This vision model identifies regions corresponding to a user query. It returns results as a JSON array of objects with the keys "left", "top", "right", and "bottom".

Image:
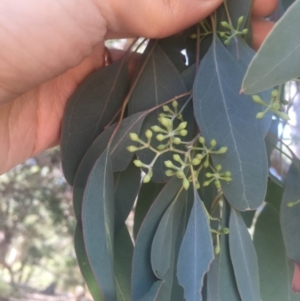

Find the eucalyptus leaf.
[
  {"left": 242, "top": 0, "right": 300, "bottom": 94},
  {"left": 193, "top": 35, "right": 268, "bottom": 210},
  {"left": 207, "top": 201, "right": 241, "bottom": 301},
  {"left": 229, "top": 208, "right": 261, "bottom": 301},
  {"left": 114, "top": 225, "right": 133, "bottom": 301},
  {"left": 265, "top": 177, "right": 284, "bottom": 211},
  {"left": 128, "top": 44, "right": 188, "bottom": 114},
  {"left": 61, "top": 60, "right": 129, "bottom": 185},
  {"left": 82, "top": 148, "right": 116, "bottom": 301},
  {"left": 177, "top": 190, "right": 214, "bottom": 301},
  {"left": 139, "top": 281, "right": 164, "bottom": 301},
  {"left": 73, "top": 112, "right": 146, "bottom": 222},
  {"left": 74, "top": 223, "right": 104, "bottom": 301},
  {"left": 280, "top": 160, "right": 300, "bottom": 264},
  {"left": 131, "top": 177, "right": 182, "bottom": 301},
  {"left": 254, "top": 204, "right": 300, "bottom": 301},
  {"left": 114, "top": 162, "right": 141, "bottom": 235},
  {"left": 151, "top": 189, "right": 188, "bottom": 279},
  {"left": 134, "top": 182, "right": 165, "bottom": 239}
]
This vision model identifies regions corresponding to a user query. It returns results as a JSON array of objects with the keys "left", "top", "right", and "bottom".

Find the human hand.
[{"left": 0, "top": 0, "right": 278, "bottom": 174}]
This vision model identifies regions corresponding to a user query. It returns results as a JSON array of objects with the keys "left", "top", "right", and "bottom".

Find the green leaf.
[
  {"left": 254, "top": 204, "right": 300, "bottom": 301},
  {"left": 177, "top": 190, "right": 214, "bottom": 301},
  {"left": 128, "top": 44, "right": 188, "bottom": 114},
  {"left": 73, "top": 112, "right": 146, "bottom": 222},
  {"left": 242, "top": 0, "right": 300, "bottom": 94},
  {"left": 229, "top": 208, "right": 261, "bottom": 301},
  {"left": 151, "top": 189, "right": 188, "bottom": 279},
  {"left": 61, "top": 60, "right": 129, "bottom": 185},
  {"left": 151, "top": 189, "right": 190, "bottom": 301},
  {"left": 193, "top": 35, "right": 268, "bottom": 210},
  {"left": 74, "top": 223, "right": 104, "bottom": 301},
  {"left": 133, "top": 182, "right": 165, "bottom": 239},
  {"left": 114, "top": 225, "right": 133, "bottom": 301},
  {"left": 265, "top": 119, "right": 279, "bottom": 167},
  {"left": 241, "top": 210, "right": 255, "bottom": 228},
  {"left": 139, "top": 281, "right": 164, "bottom": 301},
  {"left": 207, "top": 201, "right": 241, "bottom": 301},
  {"left": 114, "top": 162, "right": 141, "bottom": 235},
  {"left": 131, "top": 177, "right": 182, "bottom": 301},
  {"left": 82, "top": 148, "right": 116, "bottom": 301},
  {"left": 280, "top": 161, "right": 300, "bottom": 264}
]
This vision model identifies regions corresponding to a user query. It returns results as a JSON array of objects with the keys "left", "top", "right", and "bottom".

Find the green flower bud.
[
  {"left": 204, "top": 159, "right": 210, "bottom": 168},
  {"left": 156, "top": 134, "right": 166, "bottom": 141},
  {"left": 237, "top": 16, "right": 244, "bottom": 26},
  {"left": 143, "top": 174, "right": 151, "bottom": 183},
  {"left": 165, "top": 170, "right": 174, "bottom": 177},
  {"left": 219, "top": 32, "right": 226, "bottom": 38},
  {"left": 216, "top": 164, "right": 222, "bottom": 171},
  {"left": 223, "top": 227, "right": 230, "bottom": 234},
  {"left": 160, "top": 117, "right": 172, "bottom": 129},
  {"left": 195, "top": 182, "right": 200, "bottom": 189},
  {"left": 203, "top": 181, "right": 210, "bottom": 187},
  {"left": 221, "top": 21, "right": 231, "bottom": 29},
  {"left": 172, "top": 100, "right": 178, "bottom": 109},
  {"left": 190, "top": 33, "right": 197, "bottom": 39},
  {"left": 164, "top": 160, "right": 174, "bottom": 168},
  {"left": 276, "top": 111, "right": 290, "bottom": 121},
  {"left": 129, "top": 133, "right": 139, "bottom": 141},
  {"left": 173, "top": 137, "right": 181, "bottom": 144},
  {"left": 281, "top": 99, "right": 289, "bottom": 105},
  {"left": 163, "top": 105, "right": 169, "bottom": 112},
  {"left": 206, "top": 172, "right": 213, "bottom": 178},
  {"left": 210, "top": 139, "right": 216, "bottom": 147},
  {"left": 176, "top": 170, "right": 184, "bottom": 178},
  {"left": 183, "top": 177, "right": 190, "bottom": 190},
  {"left": 151, "top": 125, "right": 165, "bottom": 132},
  {"left": 252, "top": 95, "right": 264, "bottom": 105},
  {"left": 241, "top": 28, "right": 248, "bottom": 35},
  {"left": 199, "top": 136, "right": 205, "bottom": 144},
  {"left": 225, "top": 171, "right": 231, "bottom": 177},
  {"left": 179, "top": 129, "right": 188, "bottom": 136},
  {"left": 192, "top": 158, "right": 201, "bottom": 165},
  {"left": 145, "top": 129, "right": 153, "bottom": 139},
  {"left": 127, "top": 145, "right": 139, "bottom": 152},
  {"left": 256, "top": 112, "right": 265, "bottom": 119},
  {"left": 173, "top": 154, "right": 181, "bottom": 162},
  {"left": 157, "top": 144, "right": 168, "bottom": 151},
  {"left": 196, "top": 154, "right": 204, "bottom": 160},
  {"left": 271, "top": 89, "right": 278, "bottom": 98},
  {"left": 215, "top": 243, "right": 220, "bottom": 255},
  {"left": 214, "top": 180, "right": 221, "bottom": 189},
  {"left": 217, "top": 146, "right": 228, "bottom": 154},
  {"left": 176, "top": 121, "right": 187, "bottom": 131},
  {"left": 134, "top": 160, "right": 143, "bottom": 167},
  {"left": 176, "top": 113, "right": 183, "bottom": 120},
  {"left": 224, "top": 39, "right": 230, "bottom": 46}
]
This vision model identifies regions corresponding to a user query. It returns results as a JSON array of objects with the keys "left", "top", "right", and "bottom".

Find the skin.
[{"left": 0, "top": 0, "right": 278, "bottom": 174}]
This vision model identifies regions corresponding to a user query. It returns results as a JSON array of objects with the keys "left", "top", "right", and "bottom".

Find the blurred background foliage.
[{"left": 0, "top": 148, "right": 86, "bottom": 300}]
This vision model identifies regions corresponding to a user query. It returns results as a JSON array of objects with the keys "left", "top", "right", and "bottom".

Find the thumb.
[{"left": 102, "top": 0, "right": 223, "bottom": 38}]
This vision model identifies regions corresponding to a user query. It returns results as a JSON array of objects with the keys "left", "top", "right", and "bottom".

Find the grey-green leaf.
[
  {"left": 128, "top": 44, "right": 188, "bottom": 114},
  {"left": 82, "top": 148, "right": 116, "bottom": 301},
  {"left": 280, "top": 160, "right": 300, "bottom": 264},
  {"left": 242, "top": 0, "right": 300, "bottom": 94},
  {"left": 114, "top": 225, "right": 133, "bottom": 301},
  {"left": 193, "top": 35, "right": 268, "bottom": 210},
  {"left": 229, "top": 208, "right": 261, "bottom": 301},
  {"left": 73, "top": 112, "right": 146, "bottom": 222},
  {"left": 177, "top": 190, "right": 214, "bottom": 301},
  {"left": 61, "top": 60, "right": 129, "bottom": 185},
  {"left": 207, "top": 202, "right": 241, "bottom": 301},
  {"left": 254, "top": 204, "right": 300, "bottom": 301},
  {"left": 74, "top": 223, "right": 104, "bottom": 301},
  {"left": 132, "top": 177, "right": 182, "bottom": 301},
  {"left": 114, "top": 162, "right": 141, "bottom": 235}
]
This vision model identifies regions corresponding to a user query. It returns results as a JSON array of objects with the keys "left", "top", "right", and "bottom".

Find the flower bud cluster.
[
  {"left": 219, "top": 16, "right": 248, "bottom": 45},
  {"left": 126, "top": 102, "right": 231, "bottom": 190},
  {"left": 203, "top": 164, "right": 232, "bottom": 189},
  {"left": 252, "top": 89, "right": 289, "bottom": 121}
]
